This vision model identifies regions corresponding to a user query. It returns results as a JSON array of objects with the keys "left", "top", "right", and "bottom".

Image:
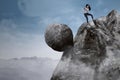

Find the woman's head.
[
  {"left": 86, "top": 4, "right": 90, "bottom": 7},
  {"left": 85, "top": 4, "right": 91, "bottom": 11}
]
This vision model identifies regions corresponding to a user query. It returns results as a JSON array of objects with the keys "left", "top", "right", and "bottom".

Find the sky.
[{"left": 0, "top": 0, "right": 120, "bottom": 59}]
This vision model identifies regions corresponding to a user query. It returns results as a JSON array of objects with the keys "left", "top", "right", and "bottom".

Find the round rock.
[{"left": 45, "top": 24, "right": 73, "bottom": 51}]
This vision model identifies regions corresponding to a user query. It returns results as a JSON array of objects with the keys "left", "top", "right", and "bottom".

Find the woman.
[{"left": 84, "top": 4, "right": 94, "bottom": 23}]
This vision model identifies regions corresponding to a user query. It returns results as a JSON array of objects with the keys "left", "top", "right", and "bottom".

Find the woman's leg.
[
  {"left": 87, "top": 13, "right": 94, "bottom": 20},
  {"left": 84, "top": 13, "right": 89, "bottom": 23}
]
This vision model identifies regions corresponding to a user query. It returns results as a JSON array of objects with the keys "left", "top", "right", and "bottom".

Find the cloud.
[
  {"left": 0, "top": 19, "right": 17, "bottom": 32},
  {"left": 0, "top": 18, "right": 62, "bottom": 59},
  {"left": 0, "top": 32, "right": 62, "bottom": 59},
  {"left": 0, "top": 57, "right": 59, "bottom": 80}
]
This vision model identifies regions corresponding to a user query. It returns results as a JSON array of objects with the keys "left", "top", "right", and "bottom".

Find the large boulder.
[{"left": 45, "top": 24, "right": 73, "bottom": 51}]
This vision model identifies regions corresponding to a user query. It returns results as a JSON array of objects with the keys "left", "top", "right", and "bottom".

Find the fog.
[{"left": 0, "top": 57, "right": 59, "bottom": 80}]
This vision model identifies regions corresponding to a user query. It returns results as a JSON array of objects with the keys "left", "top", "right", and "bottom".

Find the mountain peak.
[{"left": 107, "top": 9, "right": 118, "bottom": 16}]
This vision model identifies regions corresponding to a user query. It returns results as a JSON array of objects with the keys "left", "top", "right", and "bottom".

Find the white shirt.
[{"left": 84, "top": 7, "right": 89, "bottom": 13}]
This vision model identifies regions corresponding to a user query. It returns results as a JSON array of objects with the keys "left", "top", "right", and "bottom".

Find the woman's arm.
[{"left": 84, "top": 7, "right": 89, "bottom": 13}]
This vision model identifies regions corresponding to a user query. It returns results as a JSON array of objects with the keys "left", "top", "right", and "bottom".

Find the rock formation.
[{"left": 45, "top": 10, "right": 120, "bottom": 80}]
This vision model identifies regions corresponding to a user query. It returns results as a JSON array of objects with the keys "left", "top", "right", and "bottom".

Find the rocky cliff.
[{"left": 45, "top": 10, "right": 120, "bottom": 80}]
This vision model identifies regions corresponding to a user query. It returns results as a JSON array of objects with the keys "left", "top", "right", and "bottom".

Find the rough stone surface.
[
  {"left": 46, "top": 10, "right": 120, "bottom": 80},
  {"left": 45, "top": 24, "right": 73, "bottom": 51}
]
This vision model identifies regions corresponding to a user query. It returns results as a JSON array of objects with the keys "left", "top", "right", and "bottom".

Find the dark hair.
[{"left": 86, "top": 4, "right": 91, "bottom": 11}]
